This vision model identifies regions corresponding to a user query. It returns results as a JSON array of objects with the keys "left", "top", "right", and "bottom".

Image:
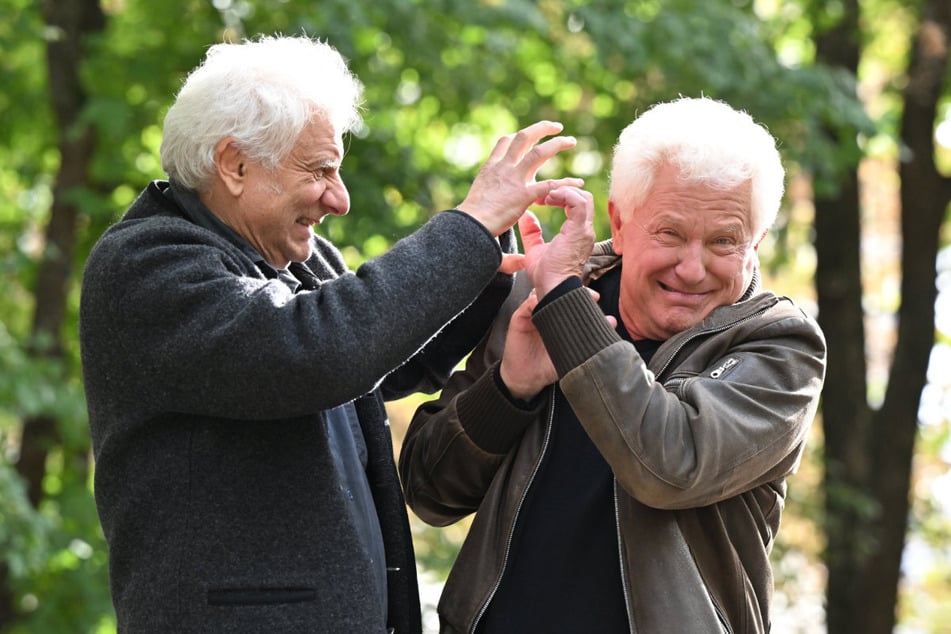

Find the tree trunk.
[
  {"left": 0, "top": 0, "right": 105, "bottom": 629},
  {"left": 860, "top": 2, "right": 951, "bottom": 632},
  {"left": 811, "top": 2, "right": 873, "bottom": 632},
  {"left": 815, "top": 0, "right": 951, "bottom": 632}
]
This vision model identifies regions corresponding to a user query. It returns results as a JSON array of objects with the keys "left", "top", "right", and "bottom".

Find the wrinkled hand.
[
  {"left": 500, "top": 288, "right": 616, "bottom": 397},
  {"left": 518, "top": 186, "right": 595, "bottom": 298},
  {"left": 458, "top": 121, "right": 583, "bottom": 237},
  {"left": 499, "top": 292, "right": 557, "bottom": 400}
]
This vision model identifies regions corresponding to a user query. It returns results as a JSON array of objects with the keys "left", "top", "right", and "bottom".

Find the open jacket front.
[{"left": 399, "top": 240, "right": 827, "bottom": 634}]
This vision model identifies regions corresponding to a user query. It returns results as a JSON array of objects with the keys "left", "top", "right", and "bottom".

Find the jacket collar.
[{"left": 146, "top": 180, "right": 316, "bottom": 292}]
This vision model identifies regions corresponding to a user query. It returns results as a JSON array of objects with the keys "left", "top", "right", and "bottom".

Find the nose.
[
  {"left": 322, "top": 175, "right": 350, "bottom": 217},
  {"left": 675, "top": 240, "right": 706, "bottom": 285}
]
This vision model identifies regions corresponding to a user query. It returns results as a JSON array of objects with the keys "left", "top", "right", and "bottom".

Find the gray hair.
[
  {"left": 609, "top": 97, "right": 784, "bottom": 239},
  {"left": 160, "top": 35, "right": 363, "bottom": 192}
]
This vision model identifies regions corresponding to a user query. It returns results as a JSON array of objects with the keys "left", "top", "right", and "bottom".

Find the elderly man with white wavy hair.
[
  {"left": 80, "top": 34, "right": 585, "bottom": 634},
  {"left": 400, "top": 96, "right": 827, "bottom": 634}
]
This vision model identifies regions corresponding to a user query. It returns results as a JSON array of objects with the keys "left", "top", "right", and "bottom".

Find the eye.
[
  {"left": 710, "top": 236, "right": 743, "bottom": 254},
  {"left": 655, "top": 228, "right": 682, "bottom": 243},
  {"left": 312, "top": 164, "right": 339, "bottom": 181}
]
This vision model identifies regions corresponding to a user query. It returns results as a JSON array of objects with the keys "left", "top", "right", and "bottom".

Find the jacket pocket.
[{"left": 207, "top": 587, "right": 317, "bottom": 606}]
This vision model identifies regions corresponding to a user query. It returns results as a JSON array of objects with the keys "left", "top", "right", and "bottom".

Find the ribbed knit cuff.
[
  {"left": 455, "top": 362, "right": 542, "bottom": 455},
  {"left": 532, "top": 286, "right": 621, "bottom": 377}
]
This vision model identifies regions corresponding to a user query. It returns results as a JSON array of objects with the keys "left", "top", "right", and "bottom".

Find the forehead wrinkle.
[{"left": 641, "top": 211, "right": 750, "bottom": 241}]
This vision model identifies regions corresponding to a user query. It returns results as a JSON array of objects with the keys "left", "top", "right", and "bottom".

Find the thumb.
[
  {"left": 517, "top": 211, "right": 545, "bottom": 255},
  {"left": 498, "top": 253, "right": 525, "bottom": 275}
]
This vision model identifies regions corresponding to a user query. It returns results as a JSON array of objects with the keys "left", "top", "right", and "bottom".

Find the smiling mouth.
[{"left": 659, "top": 281, "right": 706, "bottom": 298}]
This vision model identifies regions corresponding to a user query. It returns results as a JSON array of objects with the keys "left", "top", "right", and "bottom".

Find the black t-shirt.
[{"left": 477, "top": 266, "right": 661, "bottom": 633}]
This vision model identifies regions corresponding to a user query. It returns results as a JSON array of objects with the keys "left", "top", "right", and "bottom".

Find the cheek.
[
  {"left": 717, "top": 255, "right": 755, "bottom": 289},
  {"left": 620, "top": 261, "right": 656, "bottom": 300},
  {"left": 632, "top": 247, "right": 673, "bottom": 277}
]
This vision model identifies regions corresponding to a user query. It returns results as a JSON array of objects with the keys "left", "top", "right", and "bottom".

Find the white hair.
[
  {"left": 160, "top": 34, "right": 363, "bottom": 192},
  {"left": 609, "top": 96, "right": 785, "bottom": 238}
]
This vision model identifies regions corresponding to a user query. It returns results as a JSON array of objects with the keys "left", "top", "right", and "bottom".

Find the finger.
[
  {"left": 519, "top": 291, "right": 540, "bottom": 312},
  {"left": 484, "top": 132, "right": 516, "bottom": 164},
  {"left": 543, "top": 187, "right": 588, "bottom": 222},
  {"left": 504, "top": 121, "right": 565, "bottom": 162},
  {"left": 545, "top": 184, "right": 592, "bottom": 205},
  {"left": 515, "top": 134, "right": 578, "bottom": 179},
  {"left": 550, "top": 187, "right": 595, "bottom": 227},
  {"left": 543, "top": 185, "right": 581, "bottom": 208},
  {"left": 530, "top": 133, "right": 579, "bottom": 163},
  {"left": 517, "top": 211, "right": 545, "bottom": 254},
  {"left": 530, "top": 178, "right": 585, "bottom": 205},
  {"left": 498, "top": 253, "right": 526, "bottom": 275}
]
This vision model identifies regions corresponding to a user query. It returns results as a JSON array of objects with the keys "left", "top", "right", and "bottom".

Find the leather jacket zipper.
[
  {"left": 654, "top": 305, "right": 774, "bottom": 380},
  {"left": 470, "top": 389, "right": 557, "bottom": 633},
  {"left": 614, "top": 482, "right": 636, "bottom": 633}
]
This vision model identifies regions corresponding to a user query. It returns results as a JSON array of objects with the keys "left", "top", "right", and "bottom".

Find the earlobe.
[{"left": 215, "top": 137, "right": 245, "bottom": 196}]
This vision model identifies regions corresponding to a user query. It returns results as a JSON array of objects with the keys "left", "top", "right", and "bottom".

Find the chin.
[{"left": 295, "top": 243, "right": 315, "bottom": 260}]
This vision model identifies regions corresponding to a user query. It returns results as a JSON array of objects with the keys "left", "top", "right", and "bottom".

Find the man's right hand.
[
  {"left": 499, "top": 291, "right": 558, "bottom": 400},
  {"left": 457, "top": 121, "right": 583, "bottom": 236}
]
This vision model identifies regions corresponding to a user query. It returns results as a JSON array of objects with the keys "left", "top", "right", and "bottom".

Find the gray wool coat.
[{"left": 79, "top": 180, "right": 513, "bottom": 633}]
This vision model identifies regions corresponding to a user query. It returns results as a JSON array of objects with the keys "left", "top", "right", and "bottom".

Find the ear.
[
  {"left": 214, "top": 137, "right": 246, "bottom": 197},
  {"left": 608, "top": 200, "right": 624, "bottom": 255},
  {"left": 753, "top": 228, "right": 769, "bottom": 251}
]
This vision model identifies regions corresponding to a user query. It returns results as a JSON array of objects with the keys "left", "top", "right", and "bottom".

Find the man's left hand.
[{"left": 517, "top": 186, "right": 595, "bottom": 298}]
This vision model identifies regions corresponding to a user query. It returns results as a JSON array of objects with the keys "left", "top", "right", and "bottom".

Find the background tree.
[
  {"left": 1, "top": 0, "right": 108, "bottom": 629},
  {"left": 1, "top": 1, "right": 948, "bottom": 632},
  {"left": 805, "top": 0, "right": 951, "bottom": 631}
]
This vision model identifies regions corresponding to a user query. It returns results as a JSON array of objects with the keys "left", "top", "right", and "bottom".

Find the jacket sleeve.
[
  {"left": 379, "top": 230, "right": 517, "bottom": 401},
  {"left": 80, "top": 210, "right": 503, "bottom": 421},
  {"left": 398, "top": 275, "right": 539, "bottom": 527},
  {"left": 533, "top": 286, "right": 827, "bottom": 510}
]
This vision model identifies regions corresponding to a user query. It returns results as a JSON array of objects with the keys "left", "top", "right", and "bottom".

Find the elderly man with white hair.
[
  {"left": 79, "top": 34, "right": 584, "bottom": 634},
  {"left": 399, "top": 96, "right": 827, "bottom": 634}
]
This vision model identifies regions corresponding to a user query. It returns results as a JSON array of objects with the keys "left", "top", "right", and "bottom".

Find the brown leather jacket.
[{"left": 399, "top": 242, "right": 827, "bottom": 634}]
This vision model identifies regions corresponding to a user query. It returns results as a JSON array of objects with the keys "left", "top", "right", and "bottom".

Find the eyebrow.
[
  {"left": 713, "top": 223, "right": 744, "bottom": 235},
  {"left": 311, "top": 158, "right": 341, "bottom": 170},
  {"left": 652, "top": 213, "right": 744, "bottom": 233}
]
